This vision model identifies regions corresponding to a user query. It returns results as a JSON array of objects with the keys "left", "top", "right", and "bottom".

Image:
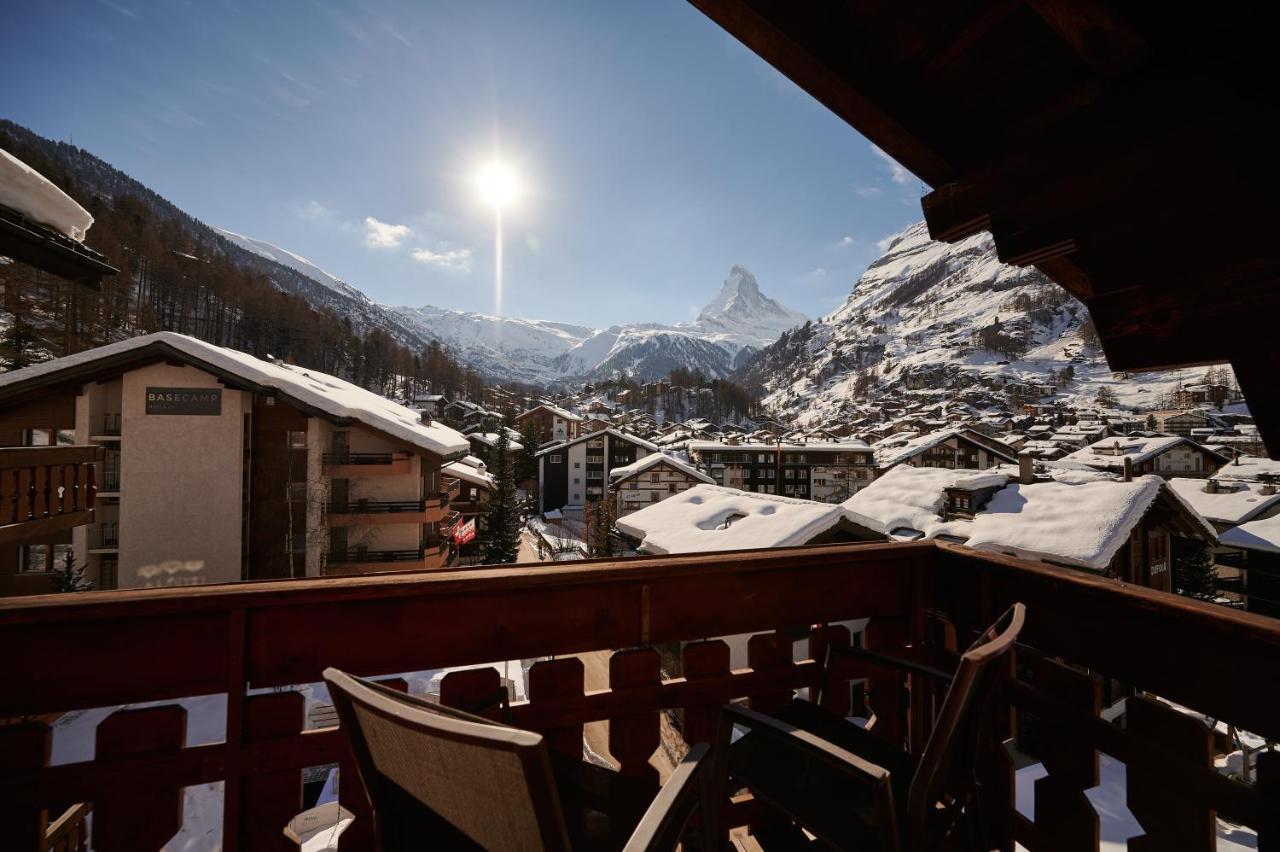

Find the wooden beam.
[{"left": 1025, "top": 0, "right": 1150, "bottom": 75}]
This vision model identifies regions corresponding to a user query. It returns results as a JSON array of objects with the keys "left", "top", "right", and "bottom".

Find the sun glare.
[{"left": 476, "top": 161, "right": 520, "bottom": 209}]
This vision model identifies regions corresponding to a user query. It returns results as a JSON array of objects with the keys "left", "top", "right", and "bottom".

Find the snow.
[
  {"left": 1220, "top": 513, "right": 1280, "bottom": 554},
  {"left": 533, "top": 427, "right": 660, "bottom": 457},
  {"left": 468, "top": 431, "right": 524, "bottom": 451},
  {"left": 873, "top": 428, "right": 1016, "bottom": 468},
  {"left": 965, "top": 476, "right": 1166, "bottom": 571},
  {"left": 608, "top": 451, "right": 715, "bottom": 484},
  {"left": 0, "top": 146, "right": 94, "bottom": 240},
  {"left": 1213, "top": 455, "right": 1280, "bottom": 482},
  {"left": 1168, "top": 478, "right": 1280, "bottom": 525},
  {"left": 842, "top": 465, "right": 1005, "bottom": 538},
  {"left": 615, "top": 484, "right": 847, "bottom": 554},
  {"left": 1062, "top": 435, "right": 1201, "bottom": 470},
  {"left": 687, "top": 439, "right": 871, "bottom": 453},
  {"left": 0, "top": 331, "right": 470, "bottom": 458},
  {"left": 214, "top": 227, "right": 367, "bottom": 302},
  {"left": 443, "top": 459, "right": 494, "bottom": 489}
]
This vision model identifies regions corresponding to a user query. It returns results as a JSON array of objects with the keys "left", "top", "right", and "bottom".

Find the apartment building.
[
  {"left": 608, "top": 453, "right": 714, "bottom": 517},
  {"left": 0, "top": 332, "right": 469, "bottom": 593},
  {"left": 686, "top": 440, "right": 876, "bottom": 502},
  {"left": 536, "top": 428, "right": 659, "bottom": 513},
  {"left": 515, "top": 403, "right": 582, "bottom": 446}
]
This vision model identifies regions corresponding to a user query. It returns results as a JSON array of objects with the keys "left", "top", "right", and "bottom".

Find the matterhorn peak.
[{"left": 694, "top": 265, "right": 808, "bottom": 347}]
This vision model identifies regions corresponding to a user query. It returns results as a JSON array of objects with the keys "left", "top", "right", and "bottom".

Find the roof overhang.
[{"left": 0, "top": 204, "right": 116, "bottom": 288}]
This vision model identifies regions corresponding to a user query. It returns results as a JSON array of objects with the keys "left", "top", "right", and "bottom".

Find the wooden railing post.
[
  {"left": 864, "top": 618, "right": 909, "bottom": 748},
  {"left": 527, "top": 657, "right": 585, "bottom": 759},
  {"left": 808, "top": 623, "right": 852, "bottom": 716},
  {"left": 1125, "top": 695, "right": 1216, "bottom": 852},
  {"left": 241, "top": 691, "right": 304, "bottom": 851},
  {"left": 746, "top": 631, "right": 792, "bottom": 716},
  {"left": 609, "top": 648, "right": 661, "bottom": 785},
  {"left": 681, "top": 640, "right": 731, "bottom": 746},
  {"left": 0, "top": 722, "right": 51, "bottom": 851},
  {"left": 93, "top": 706, "right": 187, "bottom": 852},
  {"left": 1032, "top": 657, "right": 1100, "bottom": 852}
]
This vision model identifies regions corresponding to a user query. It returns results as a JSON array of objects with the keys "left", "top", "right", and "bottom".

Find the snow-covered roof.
[
  {"left": 965, "top": 475, "right": 1167, "bottom": 571},
  {"left": 615, "top": 484, "right": 847, "bottom": 554},
  {"left": 0, "top": 332, "right": 470, "bottom": 458},
  {"left": 1220, "top": 514, "right": 1280, "bottom": 554},
  {"left": 467, "top": 432, "right": 524, "bottom": 452},
  {"left": 1213, "top": 455, "right": 1280, "bottom": 482},
  {"left": 0, "top": 147, "right": 93, "bottom": 241},
  {"left": 841, "top": 466, "right": 1006, "bottom": 539},
  {"left": 1167, "top": 478, "right": 1280, "bottom": 525},
  {"left": 608, "top": 452, "right": 715, "bottom": 484},
  {"left": 1061, "top": 435, "right": 1202, "bottom": 469},
  {"left": 872, "top": 428, "right": 1016, "bottom": 468},
  {"left": 534, "top": 428, "right": 660, "bottom": 457},
  {"left": 443, "top": 459, "right": 495, "bottom": 490},
  {"left": 520, "top": 402, "right": 582, "bottom": 422}
]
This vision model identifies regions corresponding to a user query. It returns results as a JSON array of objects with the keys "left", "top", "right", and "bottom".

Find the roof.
[
  {"left": 518, "top": 402, "right": 581, "bottom": 422},
  {"left": 1062, "top": 435, "right": 1225, "bottom": 470},
  {"left": 1167, "top": 478, "right": 1280, "bottom": 525},
  {"left": 1213, "top": 455, "right": 1280, "bottom": 483},
  {"left": 615, "top": 484, "right": 847, "bottom": 555},
  {"left": 842, "top": 466, "right": 1006, "bottom": 539},
  {"left": 1221, "top": 514, "right": 1280, "bottom": 555},
  {"left": 873, "top": 428, "right": 1017, "bottom": 468},
  {"left": 442, "top": 459, "right": 495, "bottom": 490},
  {"left": 609, "top": 452, "right": 715, "bottom": 484},
  {"left": 534, "top": 428, "right": 660, "bottom": 458},
  {"left": 467, "top": 432, "right": 524, "bottom": 452},
  {"left": 0, "top": 332, "right": 469, "bottom": 458}
]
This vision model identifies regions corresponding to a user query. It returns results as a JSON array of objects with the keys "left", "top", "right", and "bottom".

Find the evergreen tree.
[
  {"left": 1174, "top": 543, "right": 1217, "bottom": 601},
  {"left": 585, "top": 498, "right": 617, "bottom": 558},
  {"left": 516, "top": 419, "right": 540, "bottom": 484},
  {"left": 1095, "top": 385, "right": 1119, "bottom": 408},
  {"left": 483, "top": 430, "right": 521, "bottom": 564},
  {"left": 49, "top": 549, "right": 94, "bottom": 593}
]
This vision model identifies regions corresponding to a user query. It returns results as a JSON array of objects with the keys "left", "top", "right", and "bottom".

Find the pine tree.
[
  {"left": 586, "top": 498, "right": 618, "bottom": 558},
  {"left": 516, "top": 419, "right": 540, "bottom": 484},
  {"left": 483, "top": 430, "right": 521, "bottom": 564},
  {"left": 49, "top": 549, "right": 94, "bottom": 593},
  {"left": 1174, "top": 543, "right": 1217, "bottom": 601}
]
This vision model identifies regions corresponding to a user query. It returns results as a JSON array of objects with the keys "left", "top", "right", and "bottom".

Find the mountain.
[
  {"left": 735, "top": 221, "right": 1216, "bottom": 425},
  {"left": 390, "top": 266, "right": 807, "bottom": 384},
  {"left": 212, "top": 227, "right": 367, "bottom": 303}
]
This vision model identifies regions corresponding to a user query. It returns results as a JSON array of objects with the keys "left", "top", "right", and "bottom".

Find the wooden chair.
[
  {"left": 714, "top": 604, "right": 1025, "bottom": 851},
  {"left": 323, "top": 667, "right": 711, "bottom": 851}
]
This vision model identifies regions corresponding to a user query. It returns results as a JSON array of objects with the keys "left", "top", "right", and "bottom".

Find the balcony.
[
  {"left": 0, "top": 542, "right": 1275, "bottom": 851},
  {"left": 89, "top": 413, "right": 122, "bottom": 440},
  {"left": 88, "top": 522, "right": 119, "bottom": 552},
  {"left": 322, "top": 546, "right": 430, "bottom": 575},
  {"left": 0, "top": 446, "right": 102, "bottom": 546},
  {"left": 324, "top": 500, "right": 442, "bottom": 526},
  {"left": 321, "top": 451, "right": 412, "bottom": 477}
]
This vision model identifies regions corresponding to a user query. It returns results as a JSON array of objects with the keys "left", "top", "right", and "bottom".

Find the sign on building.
[
  {"left": 454, "top": 518, "right": 476, "bottom": 545},
  {"left": 145, "top": 387, "right": 222, "bottom": 416}
]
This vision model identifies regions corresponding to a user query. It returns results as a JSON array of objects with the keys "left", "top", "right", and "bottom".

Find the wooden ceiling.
[{"left": 690, "top": 0, "right": 1280, "bottom": 457}]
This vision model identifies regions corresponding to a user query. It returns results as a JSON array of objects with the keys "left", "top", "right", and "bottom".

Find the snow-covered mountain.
[
  {"left": 737, "top": 221, "right": 1216, "bottom": 425},
  {"left": 389, "top": 266, "right": 807, "bottom": 383},
  {"left": 213, "top": 227, "right": 367, "bottom": 303}
]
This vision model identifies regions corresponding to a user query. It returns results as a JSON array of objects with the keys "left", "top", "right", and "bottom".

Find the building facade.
[
  {"left": 515, "top": 404, "right": 582, "bottom": 446},
  {"left": 686, "top": 440, "right": 876, "bottom": 502},
  {"left": 536, "top": 429, "right": 658, "bottom": 513},
  {"left": 608, "top": 454, "right": 715, "bottom": 517}
]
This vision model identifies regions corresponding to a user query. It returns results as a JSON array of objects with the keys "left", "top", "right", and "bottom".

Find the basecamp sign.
[{"left": 146, "top": 387, "right": 222, "bottom": 415}]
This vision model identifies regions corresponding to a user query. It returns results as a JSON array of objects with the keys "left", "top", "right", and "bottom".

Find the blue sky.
[{"left": 5, "top": 1, "right": 925, "bottom": 327}]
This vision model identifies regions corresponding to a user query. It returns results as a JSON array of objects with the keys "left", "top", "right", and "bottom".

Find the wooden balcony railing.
[
  {"left": 0, "top": 446, "right": 103, "bottom": 546},
  {"left": 0, "top": 541, "right": 1276, "bottom": 851}
]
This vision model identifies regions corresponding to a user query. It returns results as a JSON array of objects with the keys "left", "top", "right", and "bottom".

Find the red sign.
[{"left": 453, "top": 518, "right": 476, "bottom": 545}]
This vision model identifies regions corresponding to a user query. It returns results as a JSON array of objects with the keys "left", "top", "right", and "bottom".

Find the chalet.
[
  {"left": 443, "top": 398, "right": 490, "bottom": 428},
  {"left": 441, "top": 456, "right": 494, "bottom": 562},
  {"left": 843, "top": 463, "right": 1216, "bottom": 592},
  {"left": 873, "top": 428, "right": 1018, "bottom": 474},
  {"left": 0, "top": 332, "right": 469, "bottom": 594},
  {"left": 1061, "top": 436, "right": 1229, "bottom": 479},
  {"left": 464, "top": 430, "right": 523, "bottom": 465},
  {"left": 1151, "top": 409, "right": 1214, "bottom": 437},
  {"left": 1172, "top": 383, "right": 1231, "bottom": 409},
  {"left": 535, "top": 428, "right": 659, "bottom": 513},
  {"left": 581, "top": 414, "right": 612, "bottom": 434},
  {"left": 686, "top": 439, "right": 876, "bottom": 502},
  {"left": 515, "top": 402, "right": 583, "bottom": 445},
  {"left": 608, "top": 453, "right": 715, "bottom": 517}
]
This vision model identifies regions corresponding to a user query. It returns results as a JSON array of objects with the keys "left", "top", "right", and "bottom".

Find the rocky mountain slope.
[{"left": 735, "top": 221, "right": 1215, "bottom": 425}]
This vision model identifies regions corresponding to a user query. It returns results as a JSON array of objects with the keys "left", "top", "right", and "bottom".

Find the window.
[
  {"left": 290, "top": 531, "right": 307, "bottom": 553},
  {"left": 573, "top": 477, "right": 580, "bottom": 484},
  {"left": 20, "top": 544, "right": 49, "bottom": 573},
  {"left": 784, "top": 469, "right": 794, "bottom": 479},
  {"left": 587, "top": 471, "right": 602, "bottom": 480},
  {"left": 586, "top": 455, "right": 602, "bottom": 464},
  {"left": 99, "top": 558, "right": 118, "bottom": 590},
  {"left": 574, "top": 461, "right": 581, "bottom": 469},
  {"left": 757, "top": 454, "right": 769, "bottom": 464},
  {"left": 650, "top": 472, "right": 660, "bottom": 482},
  {"left": 287, "top": 430, "right": 307, "bottom": 449},
  {"left": 549, "top": 454, "right": 562, "bottom": 464}
]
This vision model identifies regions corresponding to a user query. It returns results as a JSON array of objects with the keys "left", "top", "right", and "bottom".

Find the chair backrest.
[
  {"left": 323, "top": 667, "right": 572, "bottom": 852},
  {"left": 905, "top": 603, "right": 1025, "bottom": 848}
]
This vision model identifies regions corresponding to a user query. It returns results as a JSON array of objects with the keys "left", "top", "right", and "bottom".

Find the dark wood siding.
[{"left": 247, "top": 397, "right": 308, "bottom": 580}]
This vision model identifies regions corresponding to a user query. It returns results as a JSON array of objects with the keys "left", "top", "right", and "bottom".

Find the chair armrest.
[
  {"left": 622, "top": 742, "right": 711, "bottom": 852},
  {"left": 828, "top": 644, "right": 954, "bottom": 685}
]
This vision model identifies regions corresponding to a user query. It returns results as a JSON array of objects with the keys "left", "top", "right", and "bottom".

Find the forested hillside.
[{"left": 0, "top": 120, "right": 483, "bottom": 400}]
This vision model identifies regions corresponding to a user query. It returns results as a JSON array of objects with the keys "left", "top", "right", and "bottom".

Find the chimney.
[
  {"left": 1122, "top": 456, "right": 1133, "bottom": 482},
  {"left": 420, "top": 411, "right": 433, "bottom": 426},
  {"left": 1261, "top": 483, "right": 1276, "bottom": 496},
  {"left": 1018, "top": 453, "right": 1035, "bottom": 485},
  {"left": 1203, "top": 479, "right": 1217, "bottom": 494}
]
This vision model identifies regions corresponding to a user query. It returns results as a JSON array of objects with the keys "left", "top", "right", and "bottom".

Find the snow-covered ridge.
[{"left": 213, "top": 227, "right": 368, "bottom": 303}]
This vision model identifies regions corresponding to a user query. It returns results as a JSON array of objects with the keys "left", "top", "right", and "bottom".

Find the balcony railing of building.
[
  {"left": 324, "top": 500, "right": 427, "bottom": 515},
  {"left": 321, "top": 451, "right": 413, "bottom": 477},
  {"left": 89, "top": 523, "right": 119, "bottom": 550},
  {"left": 0, "top": 446, "right": 103, "bottom": 546},
  {"left": 0, "top": 541, "right": 1276, "bottom": 851},
  {"left": 325, "top": 547, "right": 425, "bottom": 565},
  {"left": 91, "top": 413, "right": 122, "bottom": 438}
]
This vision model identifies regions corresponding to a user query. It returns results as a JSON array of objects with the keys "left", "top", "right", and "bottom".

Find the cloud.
[
  {"left": 870, "top": 144, "right": 911, "bottom": 184},
  {"left": 808, "top": 267, "right": 828, "bottom": 280},
  {"left": 853, "top": 184, "right": 883, "bottom": 198},
  {"left": 295, "top": 200, "right": 334, "bottom": 221},
  {"left": 363, "top": 217, "right": 411, "bottom": 248},
  {"left": 838, "top": 235, "right": 855, "bottom": 247},
  {"left": 412, "top": 246, "right": 472, "bottom": 272}
]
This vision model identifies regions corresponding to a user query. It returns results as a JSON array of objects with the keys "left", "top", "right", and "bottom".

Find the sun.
[{"left": 476, "top": 161, "right": 521, "bottom": 209}]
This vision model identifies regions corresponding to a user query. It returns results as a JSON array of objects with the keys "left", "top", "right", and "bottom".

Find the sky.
[{"left": 4, "top": 0, "right": 927, "bottom": 328}]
